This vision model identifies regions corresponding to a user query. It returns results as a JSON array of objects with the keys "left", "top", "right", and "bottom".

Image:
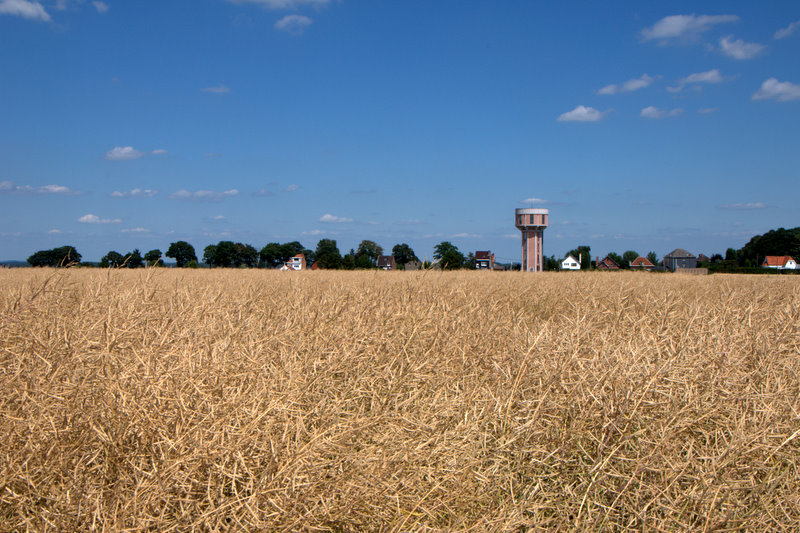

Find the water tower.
[{"left": 515, "top": 208, "right": 549, "bottom": 272}]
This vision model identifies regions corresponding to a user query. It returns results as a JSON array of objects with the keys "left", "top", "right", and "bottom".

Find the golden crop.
[{"left": 1, "top": 268, "right": 799, "bottom": 530}]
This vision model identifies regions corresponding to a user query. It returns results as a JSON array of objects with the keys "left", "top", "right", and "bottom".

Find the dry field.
[{"left": 1, "top": 268, "right": 799, "bottom": 531}]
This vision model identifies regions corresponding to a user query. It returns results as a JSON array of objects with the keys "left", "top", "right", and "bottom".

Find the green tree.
[
  {"left": 391, "top": 243, "right": 418, "bottom": 269},
  {"left": 100, "top": 251, "right": 126, "bottom": 268},
  {"left": 314, "top": 239, "right": 342, "bottom": 269},
  {"left": 607, "top": 252, "right": 623, "bottom": 267},
  {"left": 621, "top": 250, "right": 639, "bottom": 269},
  {"left": 259, "top": 242, "right": 284, "bottom": 268},
  {"left": 465, "top": 252, "right": 476, "bottom": 269},
  {"left": 646, "top": 251, "right": 659, "bottom": 266},
  {"left": 355, "top": 240, "right": 383, "bottom": 267},
  {"left": 27, "top": 246, "right": 81, "bottom": 267},
  {"left": 433, "top": 241, "right": 465, "bottom": 270},
  {"left": 204, "top": 241, "right": 237, "bottom": 267},
  {"left": 280, "top": 241, "right": 306, "bottom": 263},
  {"left": 236, "top": 243, "right": 259, "bottom": 268},
  {"left": 738, "top": 227, "right": 800, "bottom": 267},
  {"left": 166, "top": 241, "right": 197, "bottom": 267},
  {"left": 144, "top": 249, "right": 162, "bottom": 266},
  {"left": 126, "top": 249, "right": 144, "bottom": 268},
  {"left": 341, "top": 249, "right": 356, "bottom": 270},
  {"left": 544, "top": 255, "right": 559, "bottom": 271}
]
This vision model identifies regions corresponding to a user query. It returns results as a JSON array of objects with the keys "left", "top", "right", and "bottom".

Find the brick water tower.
[{"left": 515, "top": 208, "right": 549, "bottom": 272}]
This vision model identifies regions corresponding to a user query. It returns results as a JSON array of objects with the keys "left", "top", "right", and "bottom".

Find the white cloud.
[
  {"left": 718, "top": 202, "right": 767, "bottom": 210},
  {"left": 0, "top": 180, "right": 78, "bottom": 194},
  {"left": 213, "top": 215, "right": 226, "bottom": 221},
  {"left": 598, "top": 74, "right": 654, "bottom": 95},
  {"left": 110, "top": 188, "right": 159, "bottom": 198},
  {"left": 201, "top": 85, "right": 230, "bottom": 94},
  {"left": 775, "top": 20, "right": 800, "bottom": 39},
  {"left": 47, "top": 229, "right": 62, "bottom": 234},
  {"left": 719, "top": 35, "right": 765, "bottom": 59},
  {"left": 557, "top": 105, "right": 608, "bottom": 122},
  {"left": 452, "top": 233, "right": 482, "bottom": 239},
  {"left": 752, "top": 78, "right": 800, "bottom": 102},
  {"left": 698, "top": 107, "right": 718, "bottom": 114},
  {"left": 105, "top": 146, "right": 144, "bottom": 161},
  {"left": 92, "top": 1, "right": 108, "bottom": 13},
  {"left": 302, "top": 229, "right": 333, "bottom": 236},
  {"left": 274, "top": 14, "right": 312, "bottom": 34},
  {"left": 151, "top": 149, "right": 167, "bottom": 155},
  {"left": 227, "top": 0, "right": 329, "bottom": 8},
  {"left": 170, "top": 189, "right": 239, "bottom": 200},
  {"left": 319, "top": 213, "right": 353, "bottom": 223},
  {"left": 640, "top": 14, "right": 739, "bottom": 42},
  {"left": 0, "top": 0, "right": 51, "bottom": 21},
  {"left": 121, "top": 227, "right": 149, "bottom": 233},
  {"left": 283, "top": 184, "right": 299, "bottom": 192},
  {"left": 78, "top": 214, "right": 122, "bottom": 224},
  {"left": 668, "top": 69, "right": 726, "bottom": 92},
  {"left": 640, "top": 106, "right": 683, "bottom": 119}
]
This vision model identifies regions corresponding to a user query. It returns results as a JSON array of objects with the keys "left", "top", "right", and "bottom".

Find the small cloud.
[
  {"left": 640, "top": 106, "right": 683, "bottom": 119},
  {"left": 598, "top": 74, "right": 655, "bottom": 95},
  {"left": 0, "top": 0, "right": 51, "bottom": 21},
  {"left": 254, "top": 183, "right": 299, "bottom": 196},
  {"left": 110, "top": 188, "right": 159, "bottom": 198},
  {"left": 92, "top": 1, "right": 108, "bottom": 13},
  {"left": 151, "top": 149, "right": 167, "bottom": 155},
  {"left": 201, "top": 85, "right": 230, "bottom": 94},
  {"left": 718, "top": 202, "right": 768, "bottom": 210},
  {"left": 557, "top": 105, "right": 609, "bottom": 122},
  {"left": 522, "top": 197, "right": 549, "bottom": 205},
  {"left": 302, "top": 229, "right": 333, "bottom": 236},
  {"left": 213, "top": 215, "right": 226, "bottom": 221},
  {"left": 640, "top": 14, "right": 739, "bottom": 43},
  {"left": 452, "top": 232, "right": 482, "bottom": 239},
  {"left": 274, "top": 14, "right": 312, "bottom": 34},
  {"left": 774, "top": 19, "right": 800, "bottom": 39},
  {"left": 719, "top": 35, "right": 765, "bottom": 59},
  {"left": 47, "top": 229, "right": 62, "bottom": 234},
  {"left": 78, "top": 213, "right": 122, "bottom": 224},
  {"left": 170, "top": 189, "right": 239, "bottom": 200},
  {"left": 0, "top": 180, "right": 79, "bottom": 195},
  {"left": 752, "top": 78, "right": 800, "bottom": 102},
  {"left": 105, "top": 146, "right": 144, "bottom": 161},
  {"left": 283, "top": 184, "right": 299, "bottom": 192},
  {"left": 319, "top": 213, "right": 353, "bottom": 223},
  {"left": 668, "top": 69, "right": 727, "bottom": 92},
  {"left": 698, "top": 107, "right": 718, "bottom": 114},
  {"left": 227, "top": 0, "right": 329, "bottom": 9},
  {"left": 121, "top": 227, "right": 149, "bottom": 233}
]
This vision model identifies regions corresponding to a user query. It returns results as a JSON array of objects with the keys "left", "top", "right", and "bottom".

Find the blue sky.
[{"left": 2, "top": 0, "right": 799, "bottom": 263}]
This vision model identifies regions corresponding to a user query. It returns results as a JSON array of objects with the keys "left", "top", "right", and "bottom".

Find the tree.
[
  {"left": 433, "top": 241, "right": 465, "bottom": 270},
  {"left": 259, "top": 242, "right": 284, "bottom": 268},
  {"left": 236, "top": 243, "right": 259, "bottom": 268},
  {"left": 314, "top": 239, "right": 342, "bottom": 269},
  {"left": 646, "top": 251, "right": 659, "bottom": 266},
  {"left": 144, "top": 249, "right": 162, "bottom": 266},
  {"left": 341, "top": 249, "right": 356, "bottom": 270},
  {"left": 607, "top": 252, "right": 623, "bottom": 267},
  {"left": 204, "top": 241, "right": 237, "bottom": 267},
  {"left": 166, "top": 241, "right": 197, "bottom": 267},
  {"left": 621, "top": 250, "right": 639, "bottom": 269},
  {"left": 465, "top": 252, "right": 476, "bottom": 270},
  {"left": 280, "top": 241, "right": 306, "bottom": 263},
  {"left": 100, "top": 251, "right": 126, "bottom": 268},
  {"left": 391, "top": 243, "right": 418, "bottom": 269},
  {"left": 738, "top": 227, "right": 800, "bottom": 267},
  {"left": 544, "top": 255, "right": 559, "bottom": 271},
  {"left": 126, "top": 249, "right": 144, "bottom": 268},
  {"left": 27, "top": 246, "right": 81, "bottom": 267},
  {"left": 356, "top": 240, "right": 383, "bottom": 267}
]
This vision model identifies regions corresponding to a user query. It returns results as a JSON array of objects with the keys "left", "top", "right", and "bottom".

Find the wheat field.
[{"left": 1, "top": 268, "right": 799, "bottom": 531}]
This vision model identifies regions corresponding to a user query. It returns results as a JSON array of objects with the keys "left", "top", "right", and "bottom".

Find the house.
[
  {"left": 475, "top": 251, "right": 495, "bottom": 270},
  {"left": 596, "top": 256, "right": 620, "bottom": 270},
  {"left": 377, "top": 255, "right": 397, "bottom": 270},
  {"left": 762, "top": 256, "right": 797, "bottom": 270},
  {"left": 561, "top": 254, "right": 580, "bottom": 270},
  {"left": 404, "top": 260, "right": 421, "bottom": 271},
  {"left": 663, "top": 249, "right": 697, "bottom": 272},
  {"left": 280, "top": 253, "right": 306, "bottom": 271},
  {"left": 629, "top": 256, "right": 655, "bottom": 270},
  {"left": 697, "top": 254, "right": 711, "bottom": 264}
]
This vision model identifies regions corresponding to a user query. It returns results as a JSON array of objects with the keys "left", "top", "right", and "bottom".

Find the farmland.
[{"left": 1, "top": 269, "right": 799, "bottom": 530}]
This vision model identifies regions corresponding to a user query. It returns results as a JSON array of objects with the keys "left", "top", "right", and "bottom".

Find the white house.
[
  {"left": 762, "top": 256, "right": 797, "bottom": 270},
  {"left": 561, "top": 254, "right": 580, "bottom": 270},
  {"left": 280, "top": 253, "right": 306, "bottom": 271}
]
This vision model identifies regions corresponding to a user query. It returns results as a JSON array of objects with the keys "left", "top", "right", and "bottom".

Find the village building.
[
  {"left": 376, "top": 255, "right": 397, "bottom": 270},
  {"left": 762, "top": 256, "right": 797, "bottom": 270},
  {"left": 280, "top": 253, "right": 306, "bottom": 271},
  {"left": 474, "top": 251, "right": 495, "bottom": 270},
  {"left": 596, "top": 256, "right": 620, "bottom": 270},
  {"left": 663, "top": 249, "right": 697, "bottom": 272},
  {"left": 629, "top": 256, "right": 655, "bottom": 270},
  {"left": 560, "top": 254, "right": 580, "bottom": 270}
]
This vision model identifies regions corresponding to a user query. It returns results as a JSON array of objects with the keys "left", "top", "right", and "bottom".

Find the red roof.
[
  {"left": 763, "top": 256, "right": 795, "bottom": 267},
  {"left": 597, "top": 256, "right": 620, "bottom": 270},
  {"left": 630, "top": 256, "right": 654, "bottom": 267}
]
